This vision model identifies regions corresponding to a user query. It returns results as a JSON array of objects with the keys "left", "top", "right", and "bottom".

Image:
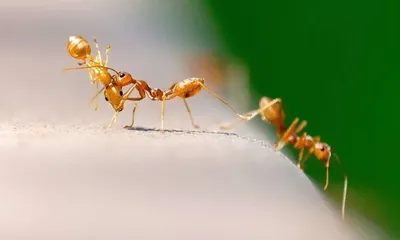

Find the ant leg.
[
  {"left": 295, "top": 120, "right": 307, "bottom": 134},
  {"left": 275, "top": 119, "right": 307, "bottom": 151},
  {"left": 220, "top": 98, "right": 282, "bottom": 130},
  {"left": 122, "top": 96, "right": 146, "bottom": 129},
  {"left": 94, "top": 81, "right": 100, "bottom": 111},
  {"left": 86, "top": 64, "right": 97, "bottom": 84},
  {"left": 88, "top": 85, "right": 106, "bottom": 107},
  {"left": 297, "top": 147, "right": 305, "bottom": 169},
  {"left": 274, "top": 118, "right": 300, "bottom": 151},
  {"left": 123, "top": 103, "right": 139, "bottom": 129},
  {"left": 104, "top": 44, "right": 111, "bottom": 67},
  {"left": 92, "top": 36, "right": 103, "bottom": 65},
  {"left": 182, "top": 98, "right": 200, "bottom": 129},
  {"left": 294, "top": 132, "right": 308, "bottom": 169},
  {"left": 324, "top": 166, "right": 330, "bottom": 191},
  {"left": 161, "top": 97, "right": 166, "bottom": 132},
  {"left": 220, "top": 109, "right": 258, "bottom": 130},
  {"left": 332, "top": 153, "right": 347, "bottom": 221},
  {"left": 198, "top": 82, "right": 249, "bottom": 120},
  {"left": 106, "top": 111, "right": 119, "bottom": 129},
  {"left": 248, "top": 98, "right": 282, "bottom": 121},
  {"left": 106, "top": 84, "right": 139, "bottom": 129}
]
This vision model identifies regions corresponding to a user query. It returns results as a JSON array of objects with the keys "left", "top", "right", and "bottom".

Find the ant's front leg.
[
  {"left": 123, "top": 97, "right": 145, "bottom": 129},
  {"left": 123, "top": 87, "right": 146, "bottom": 129}
]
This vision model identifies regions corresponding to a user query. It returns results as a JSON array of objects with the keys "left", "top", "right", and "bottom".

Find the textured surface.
[{"left": 0, "top": 123, "right": 362, "bottom": 240}]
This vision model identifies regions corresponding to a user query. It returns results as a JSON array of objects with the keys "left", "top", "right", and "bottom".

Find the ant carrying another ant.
[{"left": 64, "top": 65, "right": 251, "bottom": 130}]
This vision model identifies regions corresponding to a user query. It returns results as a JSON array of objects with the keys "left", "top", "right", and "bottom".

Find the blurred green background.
[{"left": 205, "top": 0, "right": 399, "bottom": 237}]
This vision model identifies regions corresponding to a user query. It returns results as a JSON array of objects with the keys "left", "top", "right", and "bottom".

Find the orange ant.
[
  {"left": 220, "top": 97, "right": 285, "bottom": 136},
  {"left": 64, "top": 65, "right": 250, "bottom": 130},
  {"left": 220, "top": 97, "right": 348, "bottom": 221},
  {"left": 66, "top": 36, "right": 112, "bottom": 110}
]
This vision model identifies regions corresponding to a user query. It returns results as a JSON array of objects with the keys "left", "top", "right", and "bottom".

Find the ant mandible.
[
  {"left": 64, "top": 65, "right": 250, "bottom": 130},
  {"left": 66, "top": 36, "right": 112, "bottom": 110},
  {"left": 220, "top": 97, "right": 348, "bottom": 221}
]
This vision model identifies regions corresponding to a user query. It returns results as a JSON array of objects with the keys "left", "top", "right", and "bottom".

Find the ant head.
[
  {"left": 104, "top": 84, "right": 125, "bottom": 112},
  {"left": 115, "top": 71, "right": 134, "bottom": 86},
  {"left": 67, "top": 36, "right": 91, "bottom": 60},
  {"left": 314, "top": 142, "right": 332, "bottom": 168}
]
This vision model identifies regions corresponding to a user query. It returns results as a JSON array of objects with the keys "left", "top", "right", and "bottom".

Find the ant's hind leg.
[{"left": 182, "top": 98, "right": 200, "bottom": 129}]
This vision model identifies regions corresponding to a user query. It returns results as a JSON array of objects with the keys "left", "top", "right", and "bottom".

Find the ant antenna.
[
  {"left": 324, "top": 162, "right": 330, "bottom": 191},
  {"left": 63, "top": 65, "right": 120, "bottom": 76},
  {"left": 332, "top": 152, "right": 348, "bottom": 221},
  {"left": 88, "top": 85, "right": 106, "bottom": 106}
]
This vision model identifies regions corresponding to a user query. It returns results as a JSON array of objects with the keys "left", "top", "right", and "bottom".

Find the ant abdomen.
[
  {"left": 67, "top": 36, "right": 91, "bottom": 60},
  {"left": 172, "top": 78, "right": 204, "bottom": 98}
]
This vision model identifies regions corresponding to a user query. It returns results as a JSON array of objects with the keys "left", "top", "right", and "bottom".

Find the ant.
[
  {"left": 64, "top": 65, "right": 250, "bottom": 130},
  {"left": 66, "top": 36, "right": 112, "bottom": 110},
  {"left": 220, "top": 97, "right": 285, "bottom": 136},
  {"left": 220, "top": 97, "right": 348, "bottom": 221}
]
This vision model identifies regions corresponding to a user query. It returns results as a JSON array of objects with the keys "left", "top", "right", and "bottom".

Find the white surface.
[{"left": 0, "top": 123, "right": 360, "bottom": 240}]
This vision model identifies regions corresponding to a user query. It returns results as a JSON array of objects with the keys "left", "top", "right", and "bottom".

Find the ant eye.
[
  {"left": 119, "top": 73, "right": 125, "bottom": 78},
  {"left": 105, "top": 96, "right": 109, "bottom": 102},
  {"left": 119, "top": 91, "right": 123, "bottom": 96},
  {"left": 321, "top": 146, "right": 325, "bottom": 151}
]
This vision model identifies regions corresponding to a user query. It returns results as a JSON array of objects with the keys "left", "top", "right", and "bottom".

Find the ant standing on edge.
[{"left": 220, "top": 97, "right": 348, "bottom": 221}]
